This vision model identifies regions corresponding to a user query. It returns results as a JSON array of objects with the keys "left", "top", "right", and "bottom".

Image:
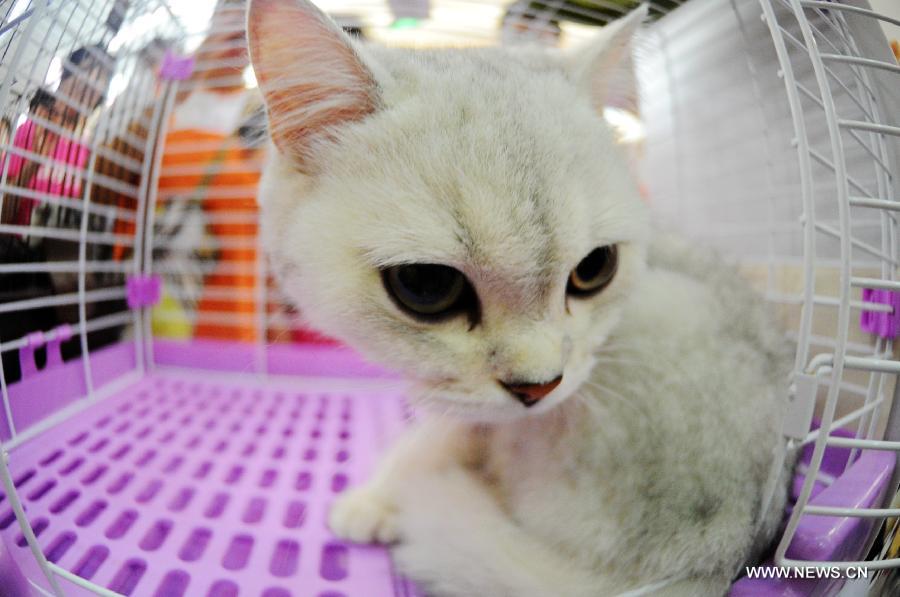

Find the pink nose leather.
[{"left": 500, "top": 376, "right": 563, "bottom": 407}]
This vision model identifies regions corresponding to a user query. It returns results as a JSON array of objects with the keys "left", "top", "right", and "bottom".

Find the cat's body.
[
  {"left": 247, "top": 1, "right": 794, "bottom": 595},
  {"left": 345, "top": 242, "right": 793, "bottom": 597}
]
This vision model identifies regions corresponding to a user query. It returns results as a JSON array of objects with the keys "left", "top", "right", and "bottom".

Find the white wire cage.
[
  {"left": 639, "top": 0, "right": 899, "bottom": 588},
  {"left": 0, "top": 0, "right": 896, "bottom": 596}
]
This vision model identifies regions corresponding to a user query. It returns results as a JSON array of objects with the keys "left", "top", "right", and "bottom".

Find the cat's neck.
[{"left": 489, "top": 394, "right": 595, "bottom": 444}]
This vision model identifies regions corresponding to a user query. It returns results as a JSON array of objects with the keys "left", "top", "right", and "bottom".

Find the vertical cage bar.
[
  {"left": 141, "top": 80, "right": 179, "bottom": 370},
  {"left": 0, "top": 445, "right": 64, "bottom": 596},
  {"left": 129, "top": 66, "right": 172, "bottom": 377},
  {"left": 758, "top": 0, "right": 818, "bottom": 375},
  {"left": 73, "top": 0, "right": 119, "bottom": 399},
  {"left": 775, "top": 0, "right": 856, "bottom": 567}
]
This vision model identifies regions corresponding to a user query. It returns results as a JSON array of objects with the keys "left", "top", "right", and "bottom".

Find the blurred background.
[
  {"left": 0, "top": 0, "right": 897, "bottom": 385},
  {"left": 0, "top": 0, "right": 677, "bottom": 383}
]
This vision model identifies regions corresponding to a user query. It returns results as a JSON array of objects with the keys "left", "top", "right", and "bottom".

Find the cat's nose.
[{"left": 500, "top": 376, "right": 563, "bottom": 407}]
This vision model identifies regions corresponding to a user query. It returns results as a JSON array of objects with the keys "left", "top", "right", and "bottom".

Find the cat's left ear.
[
  {"left": 567, "top": 4, "right": 647, "bottom": 113},
  {"left": 247, "top": 0, "right": 380, "bottom": 173}
]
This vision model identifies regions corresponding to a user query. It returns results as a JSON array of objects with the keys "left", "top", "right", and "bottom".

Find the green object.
[{"left": 390, "top": 17, "right": 421, "bottom": 30}]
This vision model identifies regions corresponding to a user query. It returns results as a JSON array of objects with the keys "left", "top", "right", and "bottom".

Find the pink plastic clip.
[
  {"left": 159, "top": 50, "right": 195, "bottom": 81},
  {"left": 859, "top": 289, "right": 900, "bottom": 339},
  {"left": 19, "top": 331, "right": 45, "bottom": 378},
  {"left": 18, "top": 324, "right": 73, "bottom": 379},
  {"left": 126, "top": 274, "right": 162, "bottom": 309}
]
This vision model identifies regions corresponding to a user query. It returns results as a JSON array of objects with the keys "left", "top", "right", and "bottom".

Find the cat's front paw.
[{"left": 329, "top": 486, "right": 399, "bottom": 544}]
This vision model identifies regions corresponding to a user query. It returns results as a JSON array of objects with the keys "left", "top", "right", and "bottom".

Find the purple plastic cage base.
[
  {"left": 0, "top": 341, "right": 420, "bottom": 597},
  {"left": 0, "top": 340, "right": 894, "bottom": 596},
  {"left": 730, "top": 426, "right": 895, "bottom": 596}
]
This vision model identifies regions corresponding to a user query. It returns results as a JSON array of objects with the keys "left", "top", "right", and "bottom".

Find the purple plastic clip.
[
  {"left": 126, "top": 274, "right": 162, "bottom": 309},
  {"left": 859, "top": 289, "right": 900, "bottom": 338},
  {"left": 18, "top": 324, "right": 72, "bottom": 379},
  {"left": 158, "top": 50, "right": 195, "bottom": 81}
]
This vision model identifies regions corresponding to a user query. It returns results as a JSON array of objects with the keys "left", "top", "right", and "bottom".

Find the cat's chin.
[{"left": 415, "top": 400, "right": 565, "bottom": 424}]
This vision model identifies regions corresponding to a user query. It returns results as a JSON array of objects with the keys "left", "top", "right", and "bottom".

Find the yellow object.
[{"left": 151, "top": 291, "right": 194, "bottom": 339}]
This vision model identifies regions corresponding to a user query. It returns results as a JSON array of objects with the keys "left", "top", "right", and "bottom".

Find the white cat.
[{"left": 246, "top": 1, "right": 794, "bottom": 595}]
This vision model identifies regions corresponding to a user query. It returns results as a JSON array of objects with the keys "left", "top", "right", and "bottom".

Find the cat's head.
[{"left": 248, "top": 0, "right": 649, "bottom": 421}]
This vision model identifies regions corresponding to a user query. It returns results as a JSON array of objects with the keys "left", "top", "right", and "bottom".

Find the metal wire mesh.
[
  {"left": 0, "top": 0, "right": 897, "bottom": 594},
  {"left": 639, "top": 0, "right": 898, "bottom": 573}
]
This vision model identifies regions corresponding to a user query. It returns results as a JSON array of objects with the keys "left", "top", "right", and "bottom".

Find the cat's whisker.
[
  {"left": 591, "top": 343, "right": 646, "bottom": 355},
  {"left": 590, "top": 355, "right": 645, "bottom": 368},
  {"left": 262, "top": 328, "right": 292, "bottom": 350},
  {"left": 592, "top": 344, "right": 691, "bottom": 382},
  {"left": 573, "top": 391, "right": 604, "bottom": 420},
  {"left": 582, "top": 379, "right": 650, "bottom": 422}
]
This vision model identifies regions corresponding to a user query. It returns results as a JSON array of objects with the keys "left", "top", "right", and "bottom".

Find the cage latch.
[
  {"left": 19, "top": 324, "right": 73, "bottom": 379},
  {"left": 126, "top": 274, "right": 162, "bottom": 309},
  {"left": 159, "top": 51, "right": 195, "bottom": 81},
  {"left": 859, "top": 289, "right": 900, "bottom": 339},
  {"left": 783, "top": 373, "right": 817, "bottom": 440}
]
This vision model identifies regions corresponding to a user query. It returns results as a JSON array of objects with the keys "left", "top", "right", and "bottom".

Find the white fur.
[{"left": 247, "top": 2, "right": 793, "bottom": 595}]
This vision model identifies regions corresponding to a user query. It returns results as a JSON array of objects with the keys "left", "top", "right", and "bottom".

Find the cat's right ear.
[
  {"left": 567, "top": 4, "right": 647, "bottom": 114},
  {"left": 247, "top": 0, "right": 379, "bottom": 173}
]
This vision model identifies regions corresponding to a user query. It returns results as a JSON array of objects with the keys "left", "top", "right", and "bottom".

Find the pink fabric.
[{"left": 5, "top": 119, "right": 90, "bottom": 226}]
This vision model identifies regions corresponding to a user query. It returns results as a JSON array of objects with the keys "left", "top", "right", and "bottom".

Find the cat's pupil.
[
  {"left": 568, "top": 245, "right": 618, "bottom": 297},
  {"left": 383, "top": 264, "right": 474, "bottom": 321},
  {"left": 575, "top": 249, "right": 608, "bottom": 280},
  {"left": 398, "top": 265, "right": 459, "bottom": 306}
]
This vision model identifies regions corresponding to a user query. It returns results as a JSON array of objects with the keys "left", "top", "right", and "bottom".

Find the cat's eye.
[
  {"left": 382, "top": 264, "right": 479, "bottom": 324},
  {"left": 567, "top": 245, "right": 618, "bottom": 297}
]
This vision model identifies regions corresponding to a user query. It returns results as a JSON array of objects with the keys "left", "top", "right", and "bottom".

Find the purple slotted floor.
[
  {"left": 3, "top": 347, "right": 892, "bottom": 597},
  {"left": 0, "top": 370, "right": 420, "bottom": 597}
]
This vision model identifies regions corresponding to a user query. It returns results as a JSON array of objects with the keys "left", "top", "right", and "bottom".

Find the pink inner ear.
[
  {"left": 248, "top": 0, "right": 378, "bottom": 170},
  {"left": 575, "top": 6, "right": 645, "bottom": 114}
]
